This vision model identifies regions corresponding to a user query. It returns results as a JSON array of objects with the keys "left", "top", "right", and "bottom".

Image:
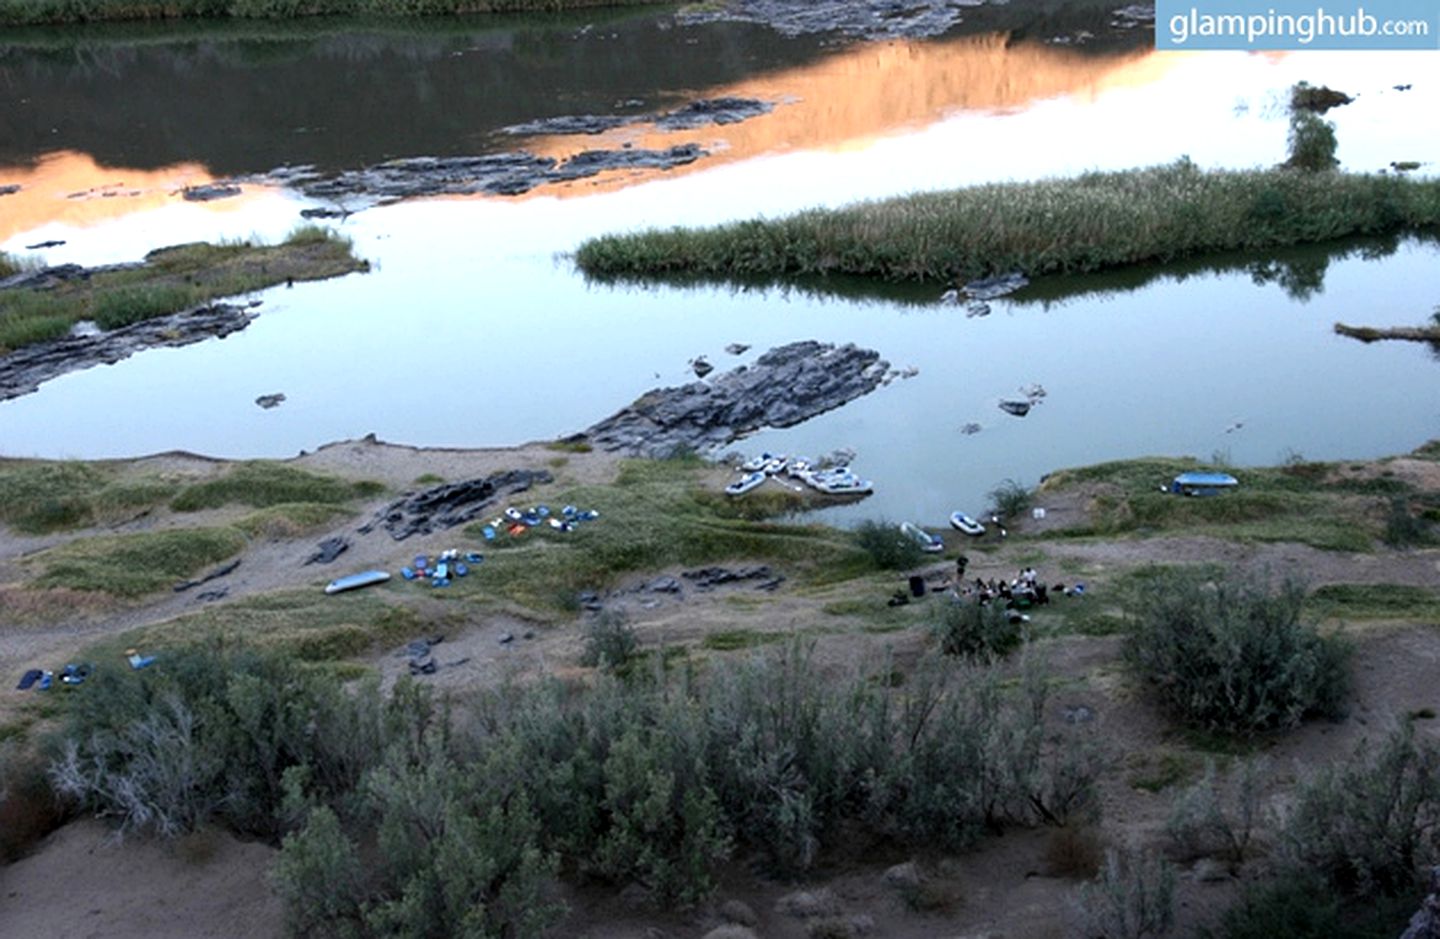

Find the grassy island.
[
  {"left": 575, "top": 160, "right": 1440, "bottom": 285},
  {"left": 0, "top": 225, "right": 365, "bottom": 354}
]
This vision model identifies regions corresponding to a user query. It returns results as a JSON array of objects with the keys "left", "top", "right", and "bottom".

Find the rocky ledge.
[
  {"left": 0, "top": 302, "right": 254, "bottom": 402},
  {"left": 362, "top": 469, "right": 555, "bottom": 541},
  {"left": 571, "top": 340, "right": 889, "bottom": 458},
  {"left": 677, "top": 0, "right": 972, "bottom": 39},
  {"left": 294, "top": 144, "right": 704, "bottom": 205}
]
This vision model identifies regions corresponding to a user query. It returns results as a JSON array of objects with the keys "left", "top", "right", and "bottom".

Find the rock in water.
[
  {"left": 574, "top": 341, "right": 890, "bottom": 458},
  {"left": 963, "top": 271, "right": 1029, "bottom": 300},
  {"left": 999, "top": 399, "right": 1032, "bottom": 417}
]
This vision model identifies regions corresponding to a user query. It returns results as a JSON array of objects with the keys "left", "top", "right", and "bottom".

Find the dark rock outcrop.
[
  {"left": 0, "top": 303, "right": 254, "bottom": 402},
  {"left": 305, "top": 537, "right": 349, "bottom": 565},
  {"left": 678, "top": 0, "right": 969, "bottom": 39},
  {"left": 289, "top": 144, "right": 705, "bottom": 207},
  {"left": 500, "top": 114, "right": 630, "bottom": 136},
  {"left": 683, "top": 565, "right": 785, "bottom": 591},
  {"left": 363, "top": 469, "right": 554, "bottom": 541},
  {"left": 653, "top": 97, "right": 773, "bottom": 130},
  {"left": 573, "top": 340, "right": 889, "bottom": 458},
  {"left": 964, "top": 271, "right": 1030, "bottom": 300},
  {"left": 174, "top": 558, "right": 240, "bottom": 592},
  {"left": 500, "top": 97, "right": 773, "bottom": 137},
  {"left": 182, "top": 182, "right": 242, "bottom": 202}
]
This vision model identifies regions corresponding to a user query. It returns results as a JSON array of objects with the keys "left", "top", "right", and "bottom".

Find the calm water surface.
[{"left": 1, "top": 11, "right": 1437, "bottom": 525}]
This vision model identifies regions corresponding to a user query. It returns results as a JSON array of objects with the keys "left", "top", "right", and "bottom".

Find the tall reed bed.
[
  {"left": 0, "top": 0, "right": 671, "bottom": 26},
  {"left": 575, "top": 161, "right": 1440, "bottom": 283}
]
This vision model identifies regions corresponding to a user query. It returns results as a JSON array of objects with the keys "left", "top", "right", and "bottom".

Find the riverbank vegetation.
[
  {"left": 49, "top": 641, "right": 1101, "bottom": 932},
  {"left": 576, "top": 160, "right": 1440, "bottom": 285},
  {"left": 1036, "top": 451, "right": 1439, "bottom": 552},
  {"left": 0, "top": 0, "right": 672, "bottom": 26},
  {"left": 3, "top": 440, "right": 1438, "bottom": 935},
  {"left": 0, "top": 225, "right": 364, "bottom": 354}
]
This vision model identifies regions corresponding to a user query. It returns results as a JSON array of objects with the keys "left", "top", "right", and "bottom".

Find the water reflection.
[
  {"left": 0, "top": 150, "right": 257, "bottom": 245},
  {"left": 581, "top": 234, "right": 1429, "bottom": 311},
  {"left": 514, "top": 31, "right": 1167, "bottom": 196},
  {"left": 0, "top": 7, "right": 1153, "bottom": 181}
]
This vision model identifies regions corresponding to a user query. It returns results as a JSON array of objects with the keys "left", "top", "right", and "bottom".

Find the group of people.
[
  {"left": 946, "top": 558, "right": 1085, "bottom": 608},
  {"left": 887, "top": 553, "right": 1087, "bottom": 609}
]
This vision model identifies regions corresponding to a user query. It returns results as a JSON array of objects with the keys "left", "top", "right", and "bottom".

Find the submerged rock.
[
  {"left": 290, "top": 144, "right": 705, "bottom": 206},
  {"left": 999, "top": 399, "right": 1032, "bottom": 417},
  {"left": 182, "top": 182, "right": 242, "bottom": 202},
  {"left": 500, "top": 114, "right": 631, "bottom": 136},
  {"left": 653, "top": 97, "right": 773, "bottom": 130},
  {"left": 501, "top": 98, "right": 772, "bottom": 136},
  {"left": 573, "top": 340, "right": 890, "bottom": 458},
  {"left": 963, "top": 271, "right": 1029, "bottom": 300}
]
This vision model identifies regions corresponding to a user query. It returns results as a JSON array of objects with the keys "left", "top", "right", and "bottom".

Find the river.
[{"left": 1, "top": 6, "right": 1437, "bottom": 525}]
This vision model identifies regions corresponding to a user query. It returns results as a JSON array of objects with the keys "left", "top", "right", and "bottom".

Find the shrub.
[
  {"left": 1165, "top": 757, "right": 1267, "bottom": 870},
  {"left": 932, "top": 598, "right": 1023, "bottom": 660},
  {"left": 1045, "top": 822, "right": 1106, "bottom": 879},
  {"left": 1384, "top": 496, "right": 1436, "bottom": 547},
  {"left": 853, "top": 519, "right": 924, "bottom": 570},
  {"left": 1123, "top": 570, "right": 1349, "bottom": 735},
  {"left": 1204, "top": 873, "right": 1416, "bottom": 939},
  {"left": 1277, "top": 722, "right": 1440, "bottom": 897},
  {"left": 1073, "top": 848, "right": 1176, "bottom": 939},
  {"left": 270, "top": 806, "right": 368, "bottom": 938},
  {"left": 48, "top": 644, "right": 392, "bottom": 839},
  {"left": 1284, "top": 111, "right": 1339, "bottom": 172},
  {"left": 988, "top": 478, "right": 1033, "bottom": 519},
  {"left": 580, "top": 612, "right": 638, "bottom": 671}
]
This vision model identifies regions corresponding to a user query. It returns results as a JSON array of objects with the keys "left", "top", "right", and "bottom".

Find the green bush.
[
  {"left": 1123, "top": 570, "right": 1350, "bottom": 735},
  {"left": 580, "top": 612, "right": 638, "bottom": 671},
  {"left": 931, "top": 599, "right": 1023, "bottom": 660},
  {"left": 49, "top": 644, "right": 393, "bottom": 839},
  {"left": 853, "top": 519, "right": 925, "bottom": 570},
  {"left": 1277, "top": 722, "right": 1440, "bottom": 897},
  {"left": 1205, "top": 873, "right": 1416, "bottom": 939},
  {"left": 1165, "top": 758, "right": 1266, "bottom": 870},
  {"left": 1384, "top": 496, "right": 1437, "bottom": 547},
  {"left": 1284, "top": 111, "right": 1339, "bottom": 172},
  {"left": 52, "top": 643, "right": 1105, "bottom": 924},
  {"left": 988, "top": 478, "right": 1033, "bottom": 519}
]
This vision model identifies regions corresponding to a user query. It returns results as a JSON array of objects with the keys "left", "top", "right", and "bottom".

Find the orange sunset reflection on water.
[
  {"left": 0, "top": 34, "right": 1177, "bottom": 235},
  {"left": 0, "top": 151, "right": 272, "bottom": 246},
  {"left": 511, "top": 32, "right": 1174, "bottom": 197}
]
